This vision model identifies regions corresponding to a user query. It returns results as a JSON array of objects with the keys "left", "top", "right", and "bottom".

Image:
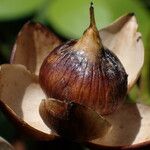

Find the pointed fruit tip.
[
  {"left": 90, "top": 1, "right": 93, "bottom": 7},
  {"left": 128, "top": 12, "right": 135, "bottom": 17}
]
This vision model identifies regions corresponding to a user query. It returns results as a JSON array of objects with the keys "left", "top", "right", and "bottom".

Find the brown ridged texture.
[
  {"left": 39, "top": 3, "right": 127, "bottom": 115},
  {"left": 39, "top": 40, "right": 127, "bottom": 115}
]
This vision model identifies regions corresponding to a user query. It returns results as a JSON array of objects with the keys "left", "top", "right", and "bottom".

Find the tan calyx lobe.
[{"left": 39, "top": 41, "right": 127, "bottom": 115}]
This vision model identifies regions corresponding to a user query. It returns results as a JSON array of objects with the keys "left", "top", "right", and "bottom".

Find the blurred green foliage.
[
  {"left": 0, "top": 0, "right": 150, "bottom": 149},
  {"left": 45, "top": 0, "right": 150, "bottom": 41},
  {"left": 0, "top": 0, "right": 45, "bottom": 20}
]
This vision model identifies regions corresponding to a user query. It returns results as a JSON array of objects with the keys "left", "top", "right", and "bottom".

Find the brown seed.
[{"left": 39, "top": 3, "right": 127, "bottom": 115}]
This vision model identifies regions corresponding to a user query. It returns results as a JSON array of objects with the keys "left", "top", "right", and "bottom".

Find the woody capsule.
[
  {"left": 39, "top": 3, "right": 128, "bottom": 116},
  {"left": 39, "top": 3, "right": 127, "bottom": 140},
  {"left": 0, "top": 2, "right": 149, "bottom": 149}
]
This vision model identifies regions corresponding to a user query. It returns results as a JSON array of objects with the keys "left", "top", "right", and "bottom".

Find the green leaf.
[{"left": 0, "top": 0, "right": 45, "bottom": 20}]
